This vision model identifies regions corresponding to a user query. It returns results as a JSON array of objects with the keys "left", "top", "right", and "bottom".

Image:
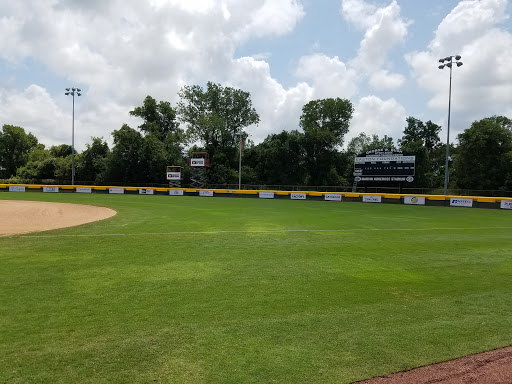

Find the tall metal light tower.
[
  {"left": 65, "top": 87, "right": 82, "bottom": 185},
  {"left": 438, "top": 55, "right": 463, "bottom": 195}
]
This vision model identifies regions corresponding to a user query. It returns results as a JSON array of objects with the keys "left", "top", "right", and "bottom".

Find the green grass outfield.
[{"left": 1, "top": 193, "right": 511, "bottom": 383}]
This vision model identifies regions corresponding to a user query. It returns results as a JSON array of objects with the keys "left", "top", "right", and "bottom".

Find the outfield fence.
[{"left": 1, "top": 183, "right": 512, "bottom": 210}]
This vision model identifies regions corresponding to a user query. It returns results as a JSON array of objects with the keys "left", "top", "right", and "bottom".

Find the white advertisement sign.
[
  {"left": 139, "top": 188, "right": 154, "bottom": 195},
  {"left": 404, "top": 196, "right": 425, "bottom": 205},
  {"left": 363, "top": 195, "right": 382, "bottom": 203},
  {"left": 9, "top": 186, "right": 25, "bottom": 192},
  {"left": 169, "top": 189, "right": 184, "bottom": 196},
  {"left": 324, "top": 194, "right": 342, "bottom": 202},
  {"left": 450, "top": 198, "right": 473, "bottom": 207},
  {"left": 290, "top": 193, "right": 306, "bottom": 200},
  {"left": 43, "top": 186, "right": 59, "bottom": 193},
  {"left": 199, "top": 190, "right": 214, "bottom": 197},
  {"left": 190, "top": 158, "right": 205, "bottom": 167},
  {"left": 109, "top": 188, "right": 124, "bottom": 194},
  {"left": 166, "top": 172, "right": 181, "bottom": 180},
  {"left": 500, "top": 200, "right": 512, "bottom": 210},
  {"left": 259, "top": 192, "right": 274, "bottom": 199},
  {"left": 76, "top": 187, "right": 92, "bottom": 193}
]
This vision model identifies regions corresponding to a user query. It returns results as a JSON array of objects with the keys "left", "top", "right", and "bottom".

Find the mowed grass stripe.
[
  {"left": 1, "top": 193, "right": 511, "bottom": 383},
  {"left": 15, "top": 225, "right": 512, "bottom": 238}
]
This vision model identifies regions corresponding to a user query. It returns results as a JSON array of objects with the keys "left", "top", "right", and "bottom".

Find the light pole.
[
  {"left": 438, "top": 55, "right": 463, "bottom": 195},
  {"left": 238, "top": 130, "right": 243, "bottom": 190},
  {"left": 65, "top": 87, "right": 81, "bottom": 185}
]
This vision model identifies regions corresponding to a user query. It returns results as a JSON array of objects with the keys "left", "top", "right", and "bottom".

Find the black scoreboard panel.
[{"left": 354, "top": 155, "right": 415, "bottom": 177}]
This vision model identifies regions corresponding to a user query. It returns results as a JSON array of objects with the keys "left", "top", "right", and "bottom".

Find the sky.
[{"left": 0, "top": 0, "right": 511, "bottom": 152}]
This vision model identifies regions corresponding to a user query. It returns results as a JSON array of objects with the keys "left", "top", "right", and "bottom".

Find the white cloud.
[
  {"left": 295, "top": 54, "right": 359, "bottom": 99},
  {"left": 342, "top": 0, "right": 411, "bottom": 73},
  {"left": 406, "top": 0, "right": 512, "bottom": 140},
  {"left": 348, "top": 96, "right": 407, "bottom": 145},
  {"left": 369, "top": 70, "right": 405, "bottom": 91}
]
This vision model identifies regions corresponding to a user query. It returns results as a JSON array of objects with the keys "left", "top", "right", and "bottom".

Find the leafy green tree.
[
  {"left": 398, "top": 117, "right": 444, "bottom": 188},
  {"left": 454, "top": 116, "right": 512, "bottom": 190},
  {"left": 246, "top": 130, "right": 307, "bottom": 186},
  {"left": 0, "top": 125, "right": 38, "bottom": 178},
  {"left": 178, "top": 82, "right": 259, "bottom": 172},
  {"left": 346, "top": 133, "right": 395, "bottom": 158},
  {"left": 49, "top": 144, "right": 72, "bottom": 158},
  {"left": 299, "top": 98, "right": 353, "bottom": 185},
  {"left": 76, "top": 137, "right": 110, "bottom": 183},
  {"left": 105, "top": 124, "right": 144, "bottom": 184}
]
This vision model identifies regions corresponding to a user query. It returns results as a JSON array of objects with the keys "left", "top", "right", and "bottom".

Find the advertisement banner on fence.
[
  {"left": 109, "top": 188, "right": 124, "bottom": 194},
  {"left": 290, "top": 193, "right": 306, "bottom": 200},
  {"left": 76, "top": 187, "right": 92, "bottom": 193},
  {"left": 139, "top": 189, "right": 154, "bottom": 195},
  {"left": 259, "top": 192, "right": 274, "bottom": 199},
  {"left": 169, "top": 189, "right": 184, "bottom": 196},
  {"left": 9, "top": 186, "right": 25, "bottom": 192},
  {"left": 363, "top": 195, "right": 382, "bottom": 203},
  {"left": 199, "top": 190, "right": 214, "bottom": 197},
  {"left": 500, "top": 200, "right": 512, "bottom": 210},
  {"left": 404, "top": 196, "right": 425, "bottom": 205},
  {"left": 43, "top": 186, "right": 59, "bottom": 193},
  {"left": 324, "top": 194, "right": 342, "bottom": 202},
  {"left": 450, "top": 198, "right": 473, "bottom": 207}
]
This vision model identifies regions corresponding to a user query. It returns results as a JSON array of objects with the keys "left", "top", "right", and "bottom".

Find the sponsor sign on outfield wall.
[
  {"left": 290, "top": 193, "right": 306, "bottom": 200},
  {"left": 363, "top": 195, "right": 382, "bottom": 203},
  {"left": 450, "top": 198, "right": 473, "bottom": 207},
  {"left": 199, "top": 190, "right": 214, "bottom": 197},
  {"left": 404, "top": 196, "right": 425, "bottom": 205},
  {"left": 9, "top": 186, "right": 25, "bottom": 192},
  {"left": 43, "top": 186, "right": 59, "bottom": 193},
  {"left": 259, "top": 192, "right": 274, "bottom": 199},
  {"left": 166, "top": 172, "right": 181, "bottom": 180},
  {"left": 501, "top": 200, "right": 512, "bottom": 210},
  {"left": 324, "top": 194, "right": 342, "bottom": 202},
  {"left": 109, "top": 188, "right": 124, "bottom": 194},
  {"left": 139, "top": 189, "right": 154, "bottom": 195},
  {"left": 76, "top": 187, "right": 92, "bottom": 193},
  {"left": 169, "top": 189, "right": 184, "bottom": 196}
]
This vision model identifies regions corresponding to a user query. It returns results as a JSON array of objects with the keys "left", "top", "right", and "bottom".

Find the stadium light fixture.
[
  {"left": 65, "top": 87, "right": 82, "bottom": 185},
  {"left": 438, "top": 55, "right": 463, "bottom": 195}
]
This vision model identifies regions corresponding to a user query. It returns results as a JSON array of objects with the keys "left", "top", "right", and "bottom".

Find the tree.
[
  {"left": 346, "top": 133, "right": 395, "bottom": 158},
  {"left": 398, "top": 117, "right": 441, "bottom": 150},
  {"left": 76, "top": 137, "right": 110, "bottom": 183},
  {"left": 454, "top": 116, "right": 512, "bottom": 190},
  {"left": 299, "top": 98, "right": 354, "bottom": 185},
  {"left": 105, "top": 124, "right": 144, "bottom": 184},
  {"left": 0, "top": 125, "right": 38, "bottom": 178},
  {"left": 178, "top": 82, "right": 260, "bottom": 158}
]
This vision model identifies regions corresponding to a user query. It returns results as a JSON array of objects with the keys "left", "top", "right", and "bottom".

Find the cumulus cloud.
[
  {"left": 406, "top": 0, "right": 512, "bottom": 139},
  {"left": 348, "top": 96, "right": 407, "bottom": 145},
  {"left": 341, "top": 0, "right": 411, "bottom": 73},
  {"left": 369, "top": 70, "right": 405, "bottom": 91}
]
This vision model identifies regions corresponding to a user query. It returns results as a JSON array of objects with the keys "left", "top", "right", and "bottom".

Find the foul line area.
[{"left": 15, "top": 226, "right": 512, "bottom": 238}]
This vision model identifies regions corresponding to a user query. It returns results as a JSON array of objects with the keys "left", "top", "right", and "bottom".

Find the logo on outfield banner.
[
  {"left": 109, "top": 188, "right": 124, "bottom": 194},
  {"left": 199, "top": 190, "right": 214, "bottom": 197},
  {"left": 43, "top": 186, "right": 59, "bottom": 193},
  {"left": 450, "top": 198, "right": 473, "bottom": 207},
  {"left": 290, "top": 193, "right": 306, "bottom": 200},
  {"left": 363, "top": 195, "right": 382, "bottom": 203},
  {"left": 166, "top": 172, "right": 181, "bottom": 180},
  {"left": 404, "top": 196, "right": 425, "bottom": 205},
  {"left": 139, "top": 189, "right": 154, "bottom": 195},
  {"left": 9, "top": 186, "right": 25, "bottom": 192},
  {"left": 500, "top": 200, "right": 512, "bottom": 210},
  {"left": 324, "top": 194, "right": 342, "bottom": 201},
  {"left": 76, "top": 187, "right": 92, "bottom": 193},
  {"left": 169, "top": 189, "right": 184, "bottom": 196},
  {"left": 259, "top": 192, "right": 274, "bottom": 199}
]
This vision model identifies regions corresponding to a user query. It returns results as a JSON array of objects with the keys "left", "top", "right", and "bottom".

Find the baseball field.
[{"left": 1, "top": 193, "right": 511, "bottom": 383}]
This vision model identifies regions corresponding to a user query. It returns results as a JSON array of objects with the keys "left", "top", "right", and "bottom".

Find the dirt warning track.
[{"left": 0, "top": 200, "right": 116, "bottom": 236}]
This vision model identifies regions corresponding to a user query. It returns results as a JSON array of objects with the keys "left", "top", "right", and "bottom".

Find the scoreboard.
[{"left": 353, "top": 149, "right": 415, "bottom": 182}]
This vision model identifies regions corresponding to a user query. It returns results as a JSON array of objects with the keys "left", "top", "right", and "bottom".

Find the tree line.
[{"left": 1, "top": 81, "right": 511, "bottom": 192}]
